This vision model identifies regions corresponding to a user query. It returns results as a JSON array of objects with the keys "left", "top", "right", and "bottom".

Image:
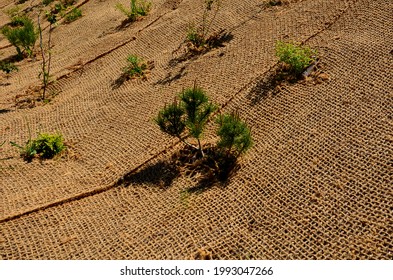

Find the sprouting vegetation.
[
  {"left": 216, "top": 112, "right": 253, "bottom": 157},
  {"left": 122, "top": 55, "right": 148, "bottom": 78},
  {"left": 186, "top": 0, "right": 222, "bottom": 50},
  {"left": 11, "top": 132, "right": 65, "bottom": 162},
  {"left": 115, "top": 0, "right": 151, "bottom": 22},
  {"left": 0, "top": 61, "right": 18, "bottom": 74},
  {"left": 1, "top": 16, "right": 38, "bottom": 59},
  {"left": 275, "top": 41, "right": 317, "bottom": 76},
  {"left": 64, "top": 7, "right": 82, "bottom": 23}
]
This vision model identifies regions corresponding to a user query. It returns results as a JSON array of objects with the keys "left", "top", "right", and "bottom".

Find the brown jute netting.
[{"left": 0, "top": 0, "right": 392, "bottom": 259}]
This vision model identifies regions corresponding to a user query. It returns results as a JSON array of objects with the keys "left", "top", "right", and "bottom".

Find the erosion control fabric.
[{"left": 0, "top": 0, "right": 392, "bottom": 259}]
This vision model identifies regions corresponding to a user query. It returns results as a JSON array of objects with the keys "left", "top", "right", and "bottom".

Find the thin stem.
[
  {"left": 38, "top": 14, "right": 46, "bottom": 100},
  {"left": 197, "top": 138, "right": 204, "bottom": 157},
  {"left": 47, "top": 22, "right": 53, "bottom": 90},
  {"left": 180, "top": 138, "right": 199, "bottom": 151}
]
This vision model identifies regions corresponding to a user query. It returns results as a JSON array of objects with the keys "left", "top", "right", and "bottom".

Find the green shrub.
[
  {"left": 1, "top": 16, "right": 37, "bottom": 58},
  {"left": 275, "top": 41, "right": 317, "bottom": 75},
  {"left": 64, "top": 7, "right": 82, "bottom": 23},
  {"left": 0, "top": 61, "right": 18, "bottom": 74},
  {"left": 216, "top": 112, "right": 252, "bottom": 156},
  {"left": 11, "top": 132, "right": 65, "bottom": 162},
  {"left": 115, "top": 0, "right": 151, "bottom": 22},
  {"left": 122, "top": 55, "right": 147, "bottom": 78}
]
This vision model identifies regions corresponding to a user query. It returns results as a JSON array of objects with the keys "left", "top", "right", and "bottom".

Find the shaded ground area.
[{"left": 0, "top": 0, "right": 392, "bottom": 259}]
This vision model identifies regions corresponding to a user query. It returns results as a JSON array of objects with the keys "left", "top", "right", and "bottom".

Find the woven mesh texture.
[{"left": 0, "top": 0, "right": 392, "bottom": 259}]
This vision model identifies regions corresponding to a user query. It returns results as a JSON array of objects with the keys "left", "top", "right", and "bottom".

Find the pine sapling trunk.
[{"left": 197, "top": 138, "right": 204, "bottom": 157}]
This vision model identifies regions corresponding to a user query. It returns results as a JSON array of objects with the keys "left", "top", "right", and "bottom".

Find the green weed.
[
  {"left": 122, "top": 55, "right": 147, "bottom": 78},
  {"left": 115, "top": 0, "right": 151, "bottom": 22},
  {"left": 64, "top": 7, "right": 82, "bottom": 23},
  {"left": 11, "top": 132, "right": 65, "bottom": 162},
  {"left": 0, "top": 61, "right": 18, "bottom": 74},
  {"left": 275, "top": 41, "right": 317, "bottom": 75}
]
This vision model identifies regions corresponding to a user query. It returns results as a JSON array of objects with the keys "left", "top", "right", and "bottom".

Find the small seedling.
[
  {"left": 0, "top": 61, "right": 18, "bottom": 74},
  {"left": 275, "top": 41, "right": 317, "bottom": 75},
  {"left": 156, "top": 84, "right": 216, "bottom": 156},
  {"left": 1, "top": 16, "right": 38, "bottom": 58},
  {"left": 186, "top": 0, "right": 222, "bottom": 49},
  {"left": 122, "top": 55, "right": 147, "bottom": 78},
  {"left": 115, "top": 0, "right": 151, "bottom": 22},
  {"left": 11, "top": 132, "right": 65, "bottom": 162},
  {"left": 64, "top": 7, "right": 82, "bottom": 23}
]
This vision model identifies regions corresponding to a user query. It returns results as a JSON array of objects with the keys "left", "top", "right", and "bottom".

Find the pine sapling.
[
  {"left": 180, "top": 83, "right": 216, "bottom": 156},
  {"left": 216, "top": 112, "right": 252, "bottom": 157},
  {"left": 155, "top": 98, "right": 198, "bottom": 150}
]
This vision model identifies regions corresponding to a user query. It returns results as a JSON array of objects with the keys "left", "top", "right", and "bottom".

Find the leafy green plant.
[
  {"left": 11, "top": 132, "right": 65, "bottom": 162},
  {"left": 216, "top": 112, "right": 252, "bottom": 157},
  {"left": 64, "top": 7, "right": 82, "bottom": 23},
  {"left": 122, "top": 55, "right": 147, "bottom": 78},
  {"left": 1, "top": 16, "right": 37, "bottom": 58},
  {"left": 115, "top": 0, "right": 151, "bottom": 22},
  {"left": 275, "top": 41, "right": 317, "bottom": 75},
  {"left": 0, "top": 61, "right": 18, "bottom": 74}
]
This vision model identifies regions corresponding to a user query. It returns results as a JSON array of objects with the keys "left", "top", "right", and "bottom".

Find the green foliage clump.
[
  {"left": 156, "top": 85, "right": 216, "bottom": 155},
  {"left": 115, "top": 0, "right": 151, "bottom": 22},
  {"left": 1, "top": 16, "right": 37, "bottom": 58},
  {"left": 64, "top": 7, "right": 82, "bottom": 23},
  {"left": 0, "top": 61, "right": 18, "bottom": 74},
  {"left": 275, "top": 41, "right": 317, "bottom": 75},
  {"left": 11, "top": 132, "right": 65, "bottom": 162},
  {"left": 186, "top": 24, "right": 205, "bottom": 49},
  {"left": 180, "top": 86, "right": 216, "bottom": 149},
  {"left": 216, "top": 112, "right": 252, "bottom": 156},
  {"left": 155, "top": 100, "right": 186, "bottom": 138},
  {"left": 123, "top": 55, "right": 147, "bottom": 78}
]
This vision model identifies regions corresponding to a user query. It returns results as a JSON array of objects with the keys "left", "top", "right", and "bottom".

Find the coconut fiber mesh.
[{"left": 0, "top": 0, "right": 392, "bottom": 259}]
